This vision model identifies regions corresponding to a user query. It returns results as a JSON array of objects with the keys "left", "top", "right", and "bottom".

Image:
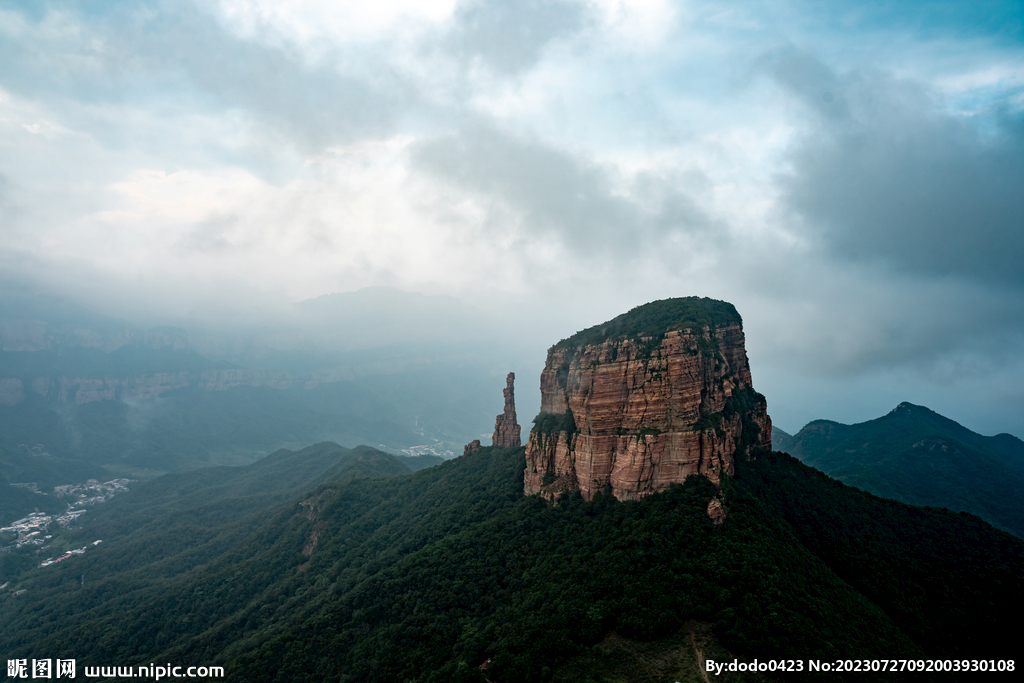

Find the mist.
[{"left": 1, "top": 0, "right": 1022, "bottom": 439}]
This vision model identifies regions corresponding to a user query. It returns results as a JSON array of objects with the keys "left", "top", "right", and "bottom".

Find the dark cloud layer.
[
  {"left": 0, "top": 1, "right": 406, "bottom": 157},
  {"left": 771, "top": 50, "right": 1024, "bottom": 288},
  {"left": 411, "top": 122, "right": 720, "bottom": 256}
]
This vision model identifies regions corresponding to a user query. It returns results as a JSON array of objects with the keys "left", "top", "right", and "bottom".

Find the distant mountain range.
[
  {"left": 773, "top": 402, "right": 1024, "bottom": 537},
  {"left": 0, "top": 284, "right": 540, "bottom": 524}
]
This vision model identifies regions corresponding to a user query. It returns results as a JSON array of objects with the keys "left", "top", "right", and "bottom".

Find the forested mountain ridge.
[
  {"left": 2, "top": 443, "right": 1020, "bottom": 683},
  {"left": 0, "top": 443, "right": 419, "bottom": 585},
  {"left": 776, "top": 402, "right": 1024, "bottom": 537}
]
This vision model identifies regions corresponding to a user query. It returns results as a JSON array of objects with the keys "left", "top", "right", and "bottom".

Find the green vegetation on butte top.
[{"left": 552, "top": 297, "right": 741, "bottom": 351}]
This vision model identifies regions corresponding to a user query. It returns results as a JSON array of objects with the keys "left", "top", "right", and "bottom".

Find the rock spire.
[{"left": 492, "top": 372, "right": 522, "bottom": 448}]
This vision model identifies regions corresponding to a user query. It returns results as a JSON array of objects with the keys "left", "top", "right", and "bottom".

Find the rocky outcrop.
[
  {"left": 524, "top": 297, "right": 771, "bottom": 501},
  {"left": 463, "top": 440, "right": 481, "bottom": 457},
  {"left": 706, "top": 497, "right": 727, "bottom": 526},
  {"left": 492, "top": 372, "right": 522, "bottom": 448}
]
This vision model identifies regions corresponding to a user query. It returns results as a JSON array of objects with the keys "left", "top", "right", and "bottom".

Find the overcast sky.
[{"left": 2, "top": 0, "right": 1023, "bottom": 437}]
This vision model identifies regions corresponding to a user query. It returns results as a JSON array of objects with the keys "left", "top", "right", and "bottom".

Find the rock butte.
[{"left": 524, "top": 297, "right": 771, "bottom": 501}]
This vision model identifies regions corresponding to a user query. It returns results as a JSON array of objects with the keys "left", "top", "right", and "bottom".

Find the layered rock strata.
[
  {"left": 524, "top": 298, "right": 771, "bottom": 501},
  {"left": 492, "top": 372, "right": 522, "bottom": 448}
]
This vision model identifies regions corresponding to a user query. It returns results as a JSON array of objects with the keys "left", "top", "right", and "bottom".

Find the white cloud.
[
  {"left": 591, "top": 0, "right": 678, "bottom": 46},
  {"left": 209, "top": 0, "right": 458, "bottom": 59},
  {"left": 29, "top": 136, "right": 541, "bottom": 305}
]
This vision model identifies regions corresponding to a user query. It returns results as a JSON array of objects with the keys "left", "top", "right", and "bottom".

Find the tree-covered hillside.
[
  {"left": 0, "top": 443, "right": 418, "bottom": 585},
  {"left": 779, "top": 402, "right": 1024, "bottom": 537},
  {"left": 3, "top": 444, "right": 1020, "bottom": 682}
]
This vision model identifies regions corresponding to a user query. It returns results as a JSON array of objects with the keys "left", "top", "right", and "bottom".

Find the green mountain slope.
[
  {"left": 779, "top": 402, "right": 1024, "bottom": 537},
  {"left": 0, "top": 443, "right": 416, "bottom": 584},
  {"left": 770, "top": 425, "right": 795, "bottom": 453},
  {"left": 736, "top": 450, "right": 1023, "bottom": 659},
  {"left": 3, "top": 446, "right": 1020, "bottom": 682},
  {"left": 74, "top": 442, "right": 414, "bottom": 530}
]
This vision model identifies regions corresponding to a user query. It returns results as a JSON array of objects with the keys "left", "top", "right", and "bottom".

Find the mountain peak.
[
  {"left": 892, "top": 401, "right": 928, "bottom": 413},
  {"left": 786, "top": 402, "right": 1024, "bottom": 537}
]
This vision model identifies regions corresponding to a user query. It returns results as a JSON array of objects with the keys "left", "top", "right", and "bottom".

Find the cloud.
[
  {"left": 0, "top": 1, "right": 407, "bottom": 157},
  {"left": 444, "top": 0, "right": 592, "bottom": 75},
  {"left": 0, "top": 172, "right": 14, "bottom": 217},
  {"left": 770, "top": 48, "right": 1024, "bottom": 288},
  {"left": 1, "top": 1, "right": 1023, "bottom": 438},
  {"left": 211, "top": 0, "right": 458, "bottom": 46},
  {"left": 410, "top": 121, "right": 721, "bottom": 260}
]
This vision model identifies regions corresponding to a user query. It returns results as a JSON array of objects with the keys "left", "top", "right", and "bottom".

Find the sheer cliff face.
[{"left": 524, "top": 322, "right": 771, "bottom": 501}]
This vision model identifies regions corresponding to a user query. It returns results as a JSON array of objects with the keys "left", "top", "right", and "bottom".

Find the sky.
[{"left": 1, "top": 0, "right": 1023, "bottom": 437}]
